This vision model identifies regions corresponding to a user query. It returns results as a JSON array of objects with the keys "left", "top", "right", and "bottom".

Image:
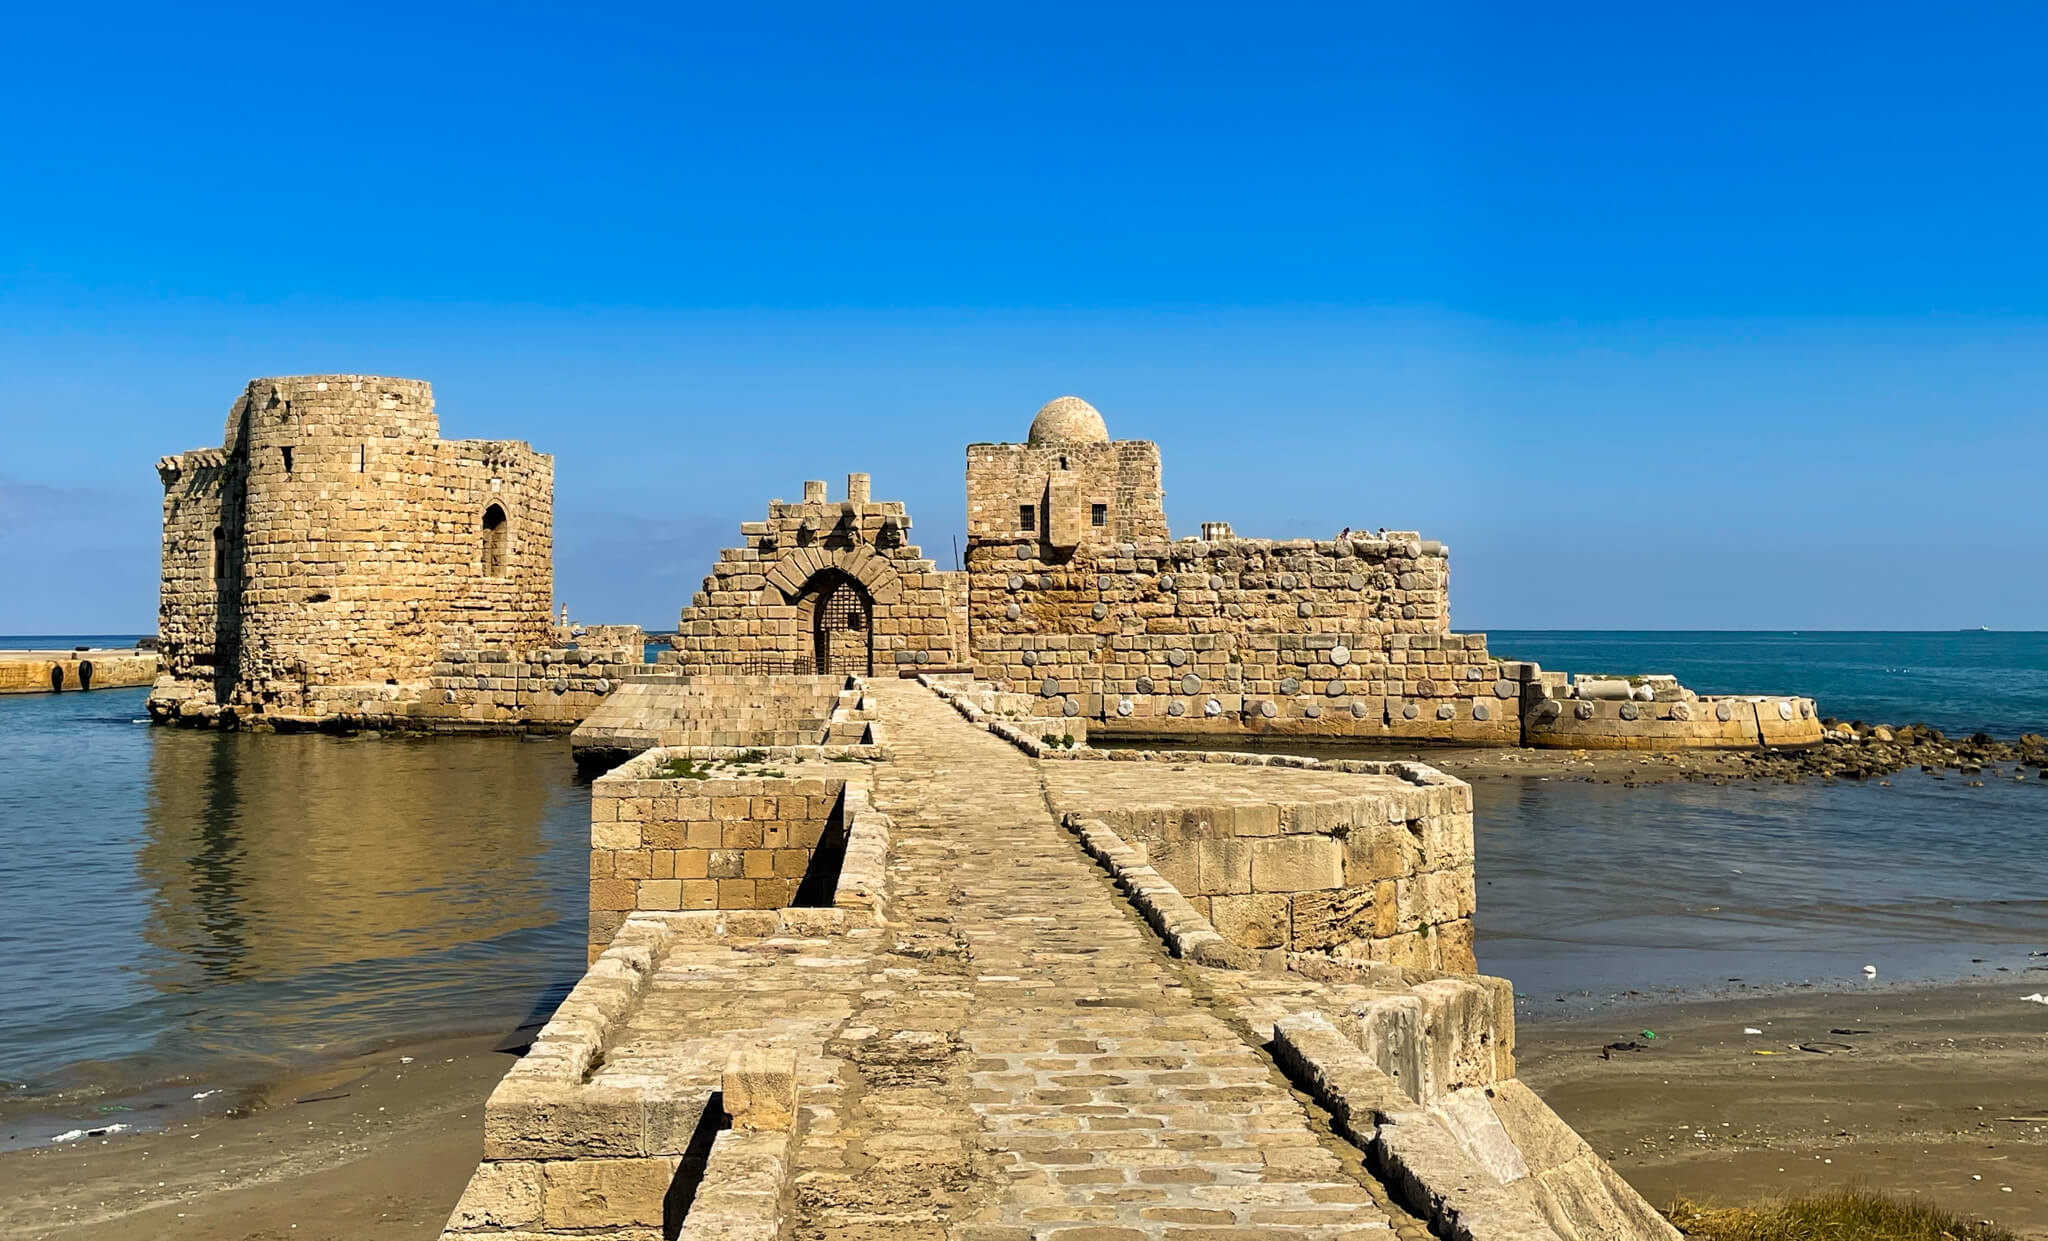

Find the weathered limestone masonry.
[
  {"left": 674, "top": 473, "right": 968, "bottom": 677},
  {"left": 965, "top": 397, "right": 1820, "bottom": 749},
  {"left": 568, "top": 674, "right": 867, "bottom": 770},
  {"left": 150, "top": 376, "right": 555, "bottom": 729},
  {"left": 1039, "top": 758, "right": 1477, "bottom": 971},
  {"left": 587, "top": 755, "right": 886, "bottom": 959},
  {"left": 443, "top": 678, "right": 1676, "bottom": 1241},
  {"left": 0, "top": 648, "right": 158, "bottom": 694},
  {"left": 583, "top": 679, "right": 888, "bottom": 954}
]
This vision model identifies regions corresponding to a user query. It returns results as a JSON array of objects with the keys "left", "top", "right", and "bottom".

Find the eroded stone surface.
[{"left": 853, "top": 681, "right": 1395, "bottom": 1238}]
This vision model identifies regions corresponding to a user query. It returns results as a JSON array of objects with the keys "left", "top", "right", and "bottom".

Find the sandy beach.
[
  {"left": 3, "top": 978, "right": 2043, "bottom": 1239},
  {"left": 0, "top": 1034, "right": 510, "bottom": 1241},
  {"left": 1518, "top": 980, "right": 2048, "bottom": 1236}
]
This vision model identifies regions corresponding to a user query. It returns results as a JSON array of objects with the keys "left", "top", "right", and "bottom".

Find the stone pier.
[
  {"left": 441, "top": 678, "right": 1676, "bottom": 1241},
  {"left": 0, "top": 647, "right": 158, "bottom": 694}
]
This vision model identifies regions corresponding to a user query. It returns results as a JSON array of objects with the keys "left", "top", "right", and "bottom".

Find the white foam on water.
[{"left": 51, "top": 1123, "right": 131, "bottom": 1143}]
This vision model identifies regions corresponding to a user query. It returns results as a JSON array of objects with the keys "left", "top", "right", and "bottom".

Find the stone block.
[
  {"left": 448, "top": 1159, "right": 542, "bottom": 1230},
  {"left": 1249, "top": 836, "right": 1343, "bottom": 893},
  {"left": 589, "top": 879, "right": 637, "bottom": 912},
  {"left": 723, "top": 1047, "right": 799, "bottom": 1131},
  {"left": 1288, "top": 885, "right": 1376, "bottom": 951},
  {"left": 636, "top": 880, "right": 681, "bottom": 910},
  {"left": 593, "top": 819, "right": 642, "bottom": 851},
  {"left": 1194, "top": 836, "right": 1253, "bottom": 895},
  {"left": 1207, "top": 893, "right": 1289, "bottom": 948},
  {"left": 540, "top": 1154, "right": 683, "bottom": 1228}
]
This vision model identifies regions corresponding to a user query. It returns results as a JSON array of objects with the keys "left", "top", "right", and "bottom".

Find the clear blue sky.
[{"left": 3, "top": 2, "right": 2043, "bottom": 632}]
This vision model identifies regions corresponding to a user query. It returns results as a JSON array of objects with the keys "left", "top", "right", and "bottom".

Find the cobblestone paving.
[{"left": 835, "top": 681, "right": 1399, "bottom": 1241}]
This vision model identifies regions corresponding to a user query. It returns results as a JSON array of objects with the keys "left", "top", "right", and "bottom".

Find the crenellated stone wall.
[
  {"left": 150, "top": 376, "right": 553, "bottom": 728},
  {"left": 673, "top": 474, "right": 967, "bottom": 677}
]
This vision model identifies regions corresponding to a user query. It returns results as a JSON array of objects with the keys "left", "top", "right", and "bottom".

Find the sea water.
[
  {"left": 1486, "top": 629, "right": 2048, "bottom": 738},
  {"left": 0, "top": 681, "right": 592, "bottom": 1122},
  {"left": 0, "top": 633, "right": 2042, "bottom": 1116}
]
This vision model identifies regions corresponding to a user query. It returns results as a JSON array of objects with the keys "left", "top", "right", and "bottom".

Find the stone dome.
[{"left": 1027, "top": 396, "right": 1110, "bottom": 446}]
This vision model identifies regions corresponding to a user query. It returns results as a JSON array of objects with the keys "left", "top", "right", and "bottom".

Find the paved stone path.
[{"left": 795, "top": 681, "right": 1398, "bottom": 1241}]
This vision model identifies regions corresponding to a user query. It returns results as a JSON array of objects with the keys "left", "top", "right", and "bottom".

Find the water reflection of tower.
[{"left": 138, "top": 730, "right": 570, "bottom": 998}]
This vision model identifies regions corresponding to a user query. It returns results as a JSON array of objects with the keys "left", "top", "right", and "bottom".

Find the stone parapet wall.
[
  {"left": 966, "top": 530, "right": 1526, "bottom": 744},
  {"left": 1272, "top": 1012, "right": 1680, "bottom": 1241},
  {"left": 1043, "top": 751, "right": 1476, "bottom": 971},
  {"left": 588, "top": 750, "right": 887, "bottom": 957},
  {"left": 441, "top": 912, "right": 819, "bottom": 1241},
  {"left": 152, "top": 376, "right": 553, "bottom": 729},
  {"left": 925, "top": 674, "right": 1477, "bottom": 970}
]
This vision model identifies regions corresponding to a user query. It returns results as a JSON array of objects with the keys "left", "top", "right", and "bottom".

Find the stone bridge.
[{"left": 442, "top": 679, "right": 1677, "bottom": 1241}]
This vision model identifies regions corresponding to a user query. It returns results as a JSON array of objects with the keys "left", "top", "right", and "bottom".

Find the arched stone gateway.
[
  {"left": 799, "top": 570, "right": 872, "bottom": 675},
  {"left": 764, "top": 545, "right": 901, "bottom": 606},
  {"left": 673, "top": 475, "right": 966, "bottom": 677}
]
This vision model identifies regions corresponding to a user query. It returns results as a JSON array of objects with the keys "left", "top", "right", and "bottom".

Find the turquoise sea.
[
  {"left": 0, "top": 632, "right": 2042, "bottom": 1144},
  {"left": 1485, "top": 629, "right": 2048, "bottom": 738}
]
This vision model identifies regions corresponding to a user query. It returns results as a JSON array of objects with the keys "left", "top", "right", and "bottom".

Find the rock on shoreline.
[{"left": 1738, "top": 723, "right": 2048, "bottom": 782}]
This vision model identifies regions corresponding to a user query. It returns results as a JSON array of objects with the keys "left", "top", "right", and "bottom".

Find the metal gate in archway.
[{"left": 813, "top": 579, "right": 871, "bottom": 675}]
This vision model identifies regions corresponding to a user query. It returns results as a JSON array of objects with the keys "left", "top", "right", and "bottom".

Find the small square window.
[
  {"left": 1019, "top": 504, "right": 1035, "bottom": 530},
  {"left": 1090, "top": 503, "right": 1107, "bottom": 527}
]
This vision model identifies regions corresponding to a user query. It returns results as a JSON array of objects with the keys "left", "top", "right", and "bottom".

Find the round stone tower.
[
  {"left": 226, "top": 377, "right": 446, "bottom": 696},
  {"left": 155, "top": 375, "right": 553, "bottom": 724}
]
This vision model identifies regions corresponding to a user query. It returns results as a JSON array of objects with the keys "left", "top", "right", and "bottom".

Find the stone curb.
[
  {"left": 918, "top": 674, "right": 1462, "bottom": 793},
  {"left": 1272, "top": 1012, "right": 1561, "bottom": 1241},
  {"left": 675, "top": 1127, "right": 793, "bottom": 1241},
  {"left": 833, "top": 786, "right": 891, "bottom": 922},
  {"left": 1062, "top": 814, "right": 1260, "bottom": 970}
]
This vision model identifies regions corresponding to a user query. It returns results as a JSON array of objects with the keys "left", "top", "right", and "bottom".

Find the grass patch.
[
  {"left": 1668, "top": 1189, "right": 2018, "bottom": 1241},
  {"left": 652, "top": 752, "right": 786, "bottom": 780},
  {"left": 1039, "top": 732, "right": 1077, "bottom": 749}
]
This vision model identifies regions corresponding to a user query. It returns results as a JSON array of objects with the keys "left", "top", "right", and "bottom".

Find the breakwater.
[{"left": 0, "top": 647, "right": 157, "bottom": 694}]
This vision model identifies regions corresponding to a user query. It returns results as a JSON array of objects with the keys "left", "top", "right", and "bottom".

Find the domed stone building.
[
  {"left": 1025, "top": 394, "right": 1112, "bottom": 446},
  {"left": 967, "top": 396, "right": 1167, "bottom": 551}
]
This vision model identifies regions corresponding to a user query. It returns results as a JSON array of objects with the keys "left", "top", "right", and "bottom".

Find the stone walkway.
[{"left": 793, "top": 681, "right": 1398, "bottom": 1240}]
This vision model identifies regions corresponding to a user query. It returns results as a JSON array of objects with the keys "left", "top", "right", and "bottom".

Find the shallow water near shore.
[
  {"left": 1, "top": 631, "right": 2045, "bottom": 1150},
  {"left": 0, "top": 684, "right": 592, "bottom": 1135},
  {"left": 1473, "top": 771, "right": 2048, "bottom": 1014}
]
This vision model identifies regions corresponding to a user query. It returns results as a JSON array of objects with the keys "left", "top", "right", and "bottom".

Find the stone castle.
[
  {"left": 143, "top": 376, "right": 1823, "bottom": 1239},
  {"left": 150, "top": 379, "right": 1819, "bottom": 748},
  {"left": 150, "top": 376, "right": 554, "bottom": 727}
]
